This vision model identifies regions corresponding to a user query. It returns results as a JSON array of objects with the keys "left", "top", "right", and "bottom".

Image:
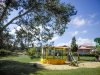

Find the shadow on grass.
[{"left": 0, "top": 60, "right": 41, "bottom": 75}]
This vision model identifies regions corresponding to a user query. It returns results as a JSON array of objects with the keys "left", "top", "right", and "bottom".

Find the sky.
[
  {"left": 9, "top": 0, "right": 100, "bottom": 46},
  {"left": 52, "top": 0, "right": 100, "bottom": 46}
]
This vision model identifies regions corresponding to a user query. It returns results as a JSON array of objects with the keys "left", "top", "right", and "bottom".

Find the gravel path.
[{"left": 31, "top": 62, "right": 100, "bottom": 70}]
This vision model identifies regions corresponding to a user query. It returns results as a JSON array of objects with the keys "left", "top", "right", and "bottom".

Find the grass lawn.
[
  {"left": 79, "top": 56, "right": 96, "bottom": 61},
  {"left": 75, "top": 56, "right": 96, "bottom": 61},
  {"left": 0, "top": 55, "right": 40, "bottom": 63},
  {"left": 34, "top": 67, "right": 100, "bottom": 75},
  {"left": 1, "top": 59, "right": 99, "bottom": 75},
  {"left": 0, "top": 60, "right": 38, "bottom": 75},
  {"left": 0, "top": 55, "right": 96, "bottom": 63},
  {"left": 0, "top": 55, "right": 100, "bottom": 75}
]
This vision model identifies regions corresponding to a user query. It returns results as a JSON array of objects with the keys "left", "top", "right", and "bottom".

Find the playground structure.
[
  {"left": 41, "top": 46, "right": 67, "bottom": 64},
  {"left": 39, "top": 37, "right": 100, "bottom": 65}
]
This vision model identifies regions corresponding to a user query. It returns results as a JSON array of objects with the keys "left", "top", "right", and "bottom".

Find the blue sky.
[
  {"left": 9, "top": 0, "right": 100, "bottom": 46},
  {"left": 53, "top": 0, "right": 100, "bottom": 46}
]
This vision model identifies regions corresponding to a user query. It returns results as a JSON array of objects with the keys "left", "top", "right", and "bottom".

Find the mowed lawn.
[
  {"left": 75, "top": 56, "right": 96, "bottom": 61},
  {"left": 34, "top": 68, "right": 100, "bottom": 75},
  {"left": 0, "top": 54, "right": 96, "bottom": 63},
  {"left": 0, "top": 55, "right": 100, "bottom": 75},
  {"left": 0, "top": 55, "right": 40, "bottom": 63}
]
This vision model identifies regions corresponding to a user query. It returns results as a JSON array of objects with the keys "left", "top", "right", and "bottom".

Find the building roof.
[
  {"left": 78, "top": 47, "right": 91, "bottom": 50},
  {"left": 78, "top": 45, "right": 93, "bottom": 50}
]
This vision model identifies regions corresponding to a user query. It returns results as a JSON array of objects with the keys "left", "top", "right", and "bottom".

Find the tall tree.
[
  {"left": 69, "top": 36, "right": 79, "bottom": 66},
  {"left": 94, "top": 38, "right": 100, "bottom": 51},
  {"left": 0, "top": 0, "right": 77, "bottom": 48},
  {"left": 70, "top": 36, "right": 78, "bottom": 52},
  {"left": 0, "top": 27, "right": 13, "bottom": 49},
  {"left": 15, "top": 28, "right": 29, "bottom": 50}
]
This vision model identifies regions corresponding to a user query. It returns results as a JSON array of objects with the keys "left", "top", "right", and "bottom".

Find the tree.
[
  {"left": 96, "top": 46, "right": 100, "bottom": 51},
  {"left": 70, "top": 36, "right": 78, "bottom": 52},
  {"left": 0, "top": 0, "right": 77, "bottom": 49},
  {"left": 69, "top": 36, "right": 78, "bottom": 66},
  {"left": 94, "top": 38, "right": 100, "bottom": 61},
  {"left": 0, "top": 27, "right": 13, "bottom": 49},
  {"left": 26, "top": 47, "right": 35, "bottom": 59},
  {"left": 3, "top": 29, "right": 13, "bottom": 50},
  {"left": 94, "top": 38, "right": 100, "bottom": 51}
]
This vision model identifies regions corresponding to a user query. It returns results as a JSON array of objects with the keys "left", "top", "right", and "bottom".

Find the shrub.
[
  {"left": 0, "top": 49, "right": 12, "bottom": 56},
  {"left": 72, "top": 52, "right": 95, "bottom": 57},
  {"left": 26, "top": 48, "right": 35, "bottom": 59},
  {"left": 79, "top": 54, "right": 95, "bottom": 57}
]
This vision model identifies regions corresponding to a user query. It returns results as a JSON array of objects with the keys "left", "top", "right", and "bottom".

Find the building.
[{"left": 78, "top": 45, "right": 94, "bottom": 54}]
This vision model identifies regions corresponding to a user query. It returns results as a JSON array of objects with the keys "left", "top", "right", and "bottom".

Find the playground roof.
[{"left": 44, "top": 46, "right": 68, "bottom": 50}]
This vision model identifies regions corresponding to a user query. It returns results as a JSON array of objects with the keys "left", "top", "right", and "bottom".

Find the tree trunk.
[
  {"left": 77, "top": 52, "right": 80, "bottom": 61},
  {"left": 0, "top": 31, "right": 4, "bottom": 49}
]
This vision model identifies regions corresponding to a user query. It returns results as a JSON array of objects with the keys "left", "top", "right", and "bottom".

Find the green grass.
[
  {"left": 34, "top": 67, "right": 100, "bottom": 75},
  {"left": 0, "top": 55, "right": 40, "bottom": 63},
  {"left": 0, "top": 60, "right": 100, "bottom": 75},
  {"left": 0, "top": 60, "right": 38, "bottom": 75},
  {"left": 74, "top": 56, "right": 96, "bottom": 61},
  {"left": 0, "top": 55, "right": 100, "bottom": 75},
  {"left": 79, "top": 56, "right": 96, "bottom": 61},
  {"left": 0, "top": 55, "right": 96, "bottom": 63}
]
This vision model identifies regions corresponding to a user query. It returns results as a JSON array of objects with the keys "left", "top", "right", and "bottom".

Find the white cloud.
[
  {"left": 89, "top": 14, "right": 96, "bottom": 18},
  {"left": 71, "top": 16, "right": 87, "bottom": 26},
  {"left": 9, "top": 29, "right": 16, "bottom": 34},
  {"left": 72, "top": 31, "right": 79, "bottom": 36},
  {"left": 56, "top": 37, "right": 95, "bottom": 47},
  {"left": 9, "top": 26, "right": 21, "bottom": 35},
  {"left": 56, "top": 40, "right": 71, "bottom": 47},
  {"left": 48, "top": 36, "right": 59, "bottom": 42},
  {"left": 51, "top": 36, "right": 59, "bottom": 41},
  {"left": 82, "top": 30, "right": 87, "bottom": 34},
  {"left": 16, "top": 26, "right": 21, "bottom": 31},
  {"left": 56, "top": 43, "right": 66, "bottom": 46},
  {"left": 71, "top": 30, "right": 87, "bottom": 36},
  {"left": 76, "top": 37, "right": 95, "bottom": 46}
]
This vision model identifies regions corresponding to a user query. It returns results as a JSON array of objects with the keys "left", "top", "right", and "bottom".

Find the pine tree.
[{"left": 71, "top": 36, "right": 78, "bottom": 52}]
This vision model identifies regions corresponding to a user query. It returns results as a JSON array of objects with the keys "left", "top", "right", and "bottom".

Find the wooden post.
[{"left": 77, "top": 51, "right": 80, "bottom": 61}]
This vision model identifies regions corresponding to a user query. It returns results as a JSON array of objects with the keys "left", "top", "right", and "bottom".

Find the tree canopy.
[
  {"left": 0, "top": 0, "right": 77, "bottom": 49},
  {"left": 94, "top": 38, "right": 100, "bottom": 45},
  {"left": 94, "top": 38, "right": 100, "bottom": 51},
  {"left": 70, "top": 36, "right": 78, "bottom": 52}
]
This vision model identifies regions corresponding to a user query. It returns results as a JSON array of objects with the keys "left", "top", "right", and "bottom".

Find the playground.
[
  {"left": 32, "top": 61, "right": 100, "bottom": 70},
  {"left": 0, "top": 40, "right": 100, "bottom": 74},
  {"left": 31, "top": 46, "right": 100, "bottom": 70},
  {"left": 29, "top": 45, "right": 99, "bottom": 70}
]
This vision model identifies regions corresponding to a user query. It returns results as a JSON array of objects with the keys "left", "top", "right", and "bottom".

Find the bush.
[
  {"left": 79, "top": 54, "right": 95, "bottom": 57},
  {"left": 72, "top": 52, "right": 95, "bottom": 57},
  {"left": 0, "top": 49, "right": 12, "bottom": 56},
  {"left": 26, "top": 48, "right": 35, "bottom": 59}
]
